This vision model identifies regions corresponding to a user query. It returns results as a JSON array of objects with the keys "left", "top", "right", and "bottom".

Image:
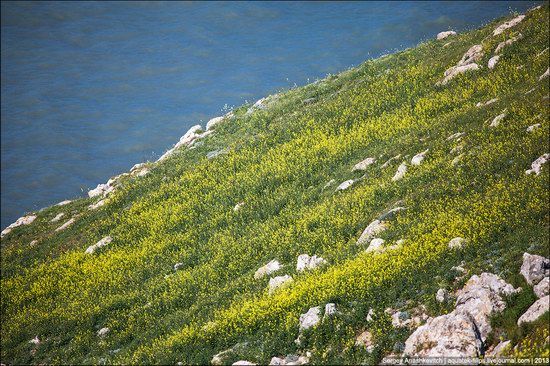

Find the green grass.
[{"left": 1, "top": 5, "right": 549, "bottom": 365}]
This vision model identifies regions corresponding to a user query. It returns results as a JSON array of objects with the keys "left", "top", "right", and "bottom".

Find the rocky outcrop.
[
  {"left": 437, "top": 45, "right": 483, "bottom": 85},
  {"left": 233, "top": 361, "right": 256, "bottom": 366},
  {"left": 88, "top": 199, "right": 106, "bottom": 210},
  {"left": 157, "top": 125, "right": 211, "bottom": 162},
  {"left": 352, "top": 157, "right": 376, "bottom": 171},
  {"left": 55, "top": 218, "right": 75, "bottom": 232},
  {"left": 206, "top": 116, "right": 224, "bottom": 131},
  {"left": 254, "top": 259, "right": 281, "bottom": 279},
  {"left": 1, "top": 214, "right": 37, "bottom": 238},
  {"left": 517, "top": 295, "right": 549, "bottom": 325},
  {"left": 207, "top": 148, "right": 229, "bottom": 160},
  {"left": 436, "top": 288, "right": 449, "bottom": 303},
  {"left": 85, "top": 236, "right": 112, "bottom": 254},
  {"left": 493, "top": 15, "right": 525, "bottom": 36},
  {"left": 56, "top": 200, "right": 72, "bottom": 206},
  {"left": 211, "top": 343, "right": 249, "bottom": 365},
  {"left": 366, "top": 238, "right": 385, "bottom": 253},
  {"left": 404, "top": 273, "right": 518, "bottom": 357},
  {"left": 296, "top": 254, "right": 327, "bottom": 272},
  {"left": 392, "top": 162, "right": 407, "bottom": 181},
  {"left": 495, "top": 33, "right": 523, "bottom": 54},
  {"left": 540, "top": 68, "right": 549, "bottom": 81},
  {"left": 233, "top": 202, "right": 245, "bottom": 212},
  {"left": 488, "top": 55, "right": 500, "bottom": 69},
  {"left": 534, "top": 277, "right": 549, "bottom": 298},
  {"left": 335, "top": 179, "right": 354, "bottom": 191},
  {"left": 88, "top": 183, "right": 115, "bottom": 198},
  {"left": 378, "top": 206, "right": 406, "bottom": 221},
  {"left": 299, "top": 306, "right": 322, "bottom": 331},
  {"left": 381, "top": 154, "right": 401, "bottom": 169},
  {"left": 355, "top": 330, "right": 374, "bottom": 352},
  {"left": 324, "top": 303, "right": 337, "bottom": 318},
  {"left": 437, "top": 31, "right": 457, "bottom": 40},
  {"left": 520, "top": 253, "right": 550, "bottom": 285},
  {"left": 268, "top": 275, "right": 293, "bottom": 294},
  {"left": 50, "top": 213, "right": 64, "bottom": 223},
  {"left": 525, "top": 153, "right": 550, "bottom": 175},
  {"left": 97, "top": 327, "right": 110, "bottom": 337},
  {"left": 447, "top": 132, "right": 465, "bottom": 141},
  {"left": 411, "top": 149, "right": 428, "bottom": 166},
  {"left": 356, "top": 220, "right": 387, "bottom": 245}
]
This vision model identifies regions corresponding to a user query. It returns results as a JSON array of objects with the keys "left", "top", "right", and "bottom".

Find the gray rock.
[
  {"left": 322, "top": 179, "right": 336, "bottom": 190},
  {"left": 232, "top": 361, "right": 256, "bottom": 366},
  {"left": 378, "top": 206, "right": 406, "bottom": 221},
  {"left": 324, "top": 303, "right": 337, "bottom": 318},
  {"left": 299, "top": 306, "right": 322, "bottom": 331},
  {"left": 366, "top": 238, "right": 385, "bottom": 253},
  {"left": 356, "top": 220, "right": 387, "bottom": 245},
  {"left": 438, "top": 63, "right": 480, "bottom": 86},
  {"left": 254, "top": 259, "right": 281, "bottom": 279},
  {"left": 495, "top": 33, "right": 523, "bottom": 54},
  {"left": 268, "top": 275, "right": 293, "bottom": 294},
  {"left": 207, "top": 148, "right": 229, "bottom": 160},
  {"left": 55, "top": 218, "right": 75, "bottom": 232},
  {"left": 517, "top": 295, "right": 549, "bottom": 325},
  {"left": 534, "top": 277, "right": 549, "bottom": 298},
  {"left": 489, "top": 112, "right": 507, "bottom": 127},
  {"left": 56, "top": 200, "right": 72, "bottom": 206},
  {"left": 520, "top": 253, "right": 550, "bottom": 285},
  {"left": 206, "top": 116, "right": 225, "bottom": 131},
  {"left": 447, "top": 132, "right": 465, "bottom": 141},
  {"left": 540, "top": 68, "right": 550, "bottom": 81},
  {"left": 411, "top": 150, "right": 428, "bottom": 166},
  {"left": 89, "top": 199, "right": 106, "bottom": 210},
  {"left": 458, "top": 45, "right": 484, "bottom": 67},
  {"left": 1, "top": 214, "right": 37, "bottom": 238},
  {"left": 437, "top": 31, "right": 457, "bottom": 40},
  {"left": 488, "top": 340, "right": 512, "bottom": 356},
  {"left": 525, "top": 154, "right": 550, "bottom": 176},
  {"left": 352, "top": 157, "right": 376, "bottom": 172},
  {"left": 97, "top": 327, "right": 110, "bottom": 337},
  {"left": 85, "top": 236, "right": 113, "bottom": 255},
  {"left": 296, "top": 254, "right": 327, "bottom": 272},
  {"left": 381, "top": 154, "right": 402, "bottom": 169},
  {"left": 335, "top": 179, "right": 354, "bottom": 191},
  {"left": 355, "top": 330, "right": 374, "bottom": 352},
  {"left": 233, "top": 202, "right": 245, "bottom": 212},
  {"left": 448, "top": 237, "right": 466, "bottom": 249},
  {"left": 488, "top": 55, "right": 500, "bottom": 69},
  {"left": 436, "top": 288, "right": 449, "bottom": 303},
  {"left": 157, "top": 125, "right": 204, "bottom": 162},
  {"left": 391, "top": 162, "right": 407, "bottom": 181},
  {"left": 50, "top": 213, "right": 65, "bottom": 223},
  {"left": 476, "top": 98, "right": 498, "bottom": 107},
  {"left": 493, "top": 15, "right": 525, "bottom": 36}
]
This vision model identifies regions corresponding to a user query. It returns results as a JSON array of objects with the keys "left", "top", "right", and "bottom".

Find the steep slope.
[{"left": 1, "top": 5, "right": 549, "bottom": 365}]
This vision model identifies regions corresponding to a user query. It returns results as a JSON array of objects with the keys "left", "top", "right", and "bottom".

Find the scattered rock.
[
  {"left": 392, "top": 311, "right": 411, "bottom": 328},
  {"left": 438, "top": 63, "right": 480, "bottom": 85},
  {"left": 56, "top": 200, "right": 72, "bottom": 206},
  {"left": 299, "top": 306, "right": 322, "bottom": 331},
  {"left": 448, "top": 237, "right": 466, "bottom": 249},
  {"left": 488, "top": 55, "right": 500, "bottom": 69},
  {"left": 268, "top": 275, "right": 293, "bottom": 294},
  {"left": 28, "top": 336, "right": 40, "bottom": 345},
  {"left": 391, "top": 162, "right": 407, "bottom": 181},
  {"left": 540, "top": 68, "right": 550, "bottom": 81},
  {"left": 411, "top": 149, "right": 428, "bottom": 166},
  {"left": 85, "top": 236, "right": 113, "bottom": 255},
  {"left": 55, "top": 218, "right": 75, "bottom": 232},
  {"left": 381, "top": 154, "right": 401, "bottom": 169},
  {"left": 458, "top": 45, "right": 484, "bottom": 67},
  {"left": 447, "top": 132, "right": 465, "bottom": 141},
  {"left": 232, "top": 361, "right": 255, "bottom": 366},
  {"left": 88, "top": 183, "right": 115, "bottom": 198},
  {"left": 525, "top": 153, "right": 550, "bottom": 175},
  {"left": 324, "top": 303, "right": 337, "bottom": 318},
  {"left": 355, "top": 331, "right": 374, "bottom": 352},
  {"left": 29, "top": 240, "right": 38, "bottom": 247},
  {"left": 335, "top": 179, "right": 354, "bottom": 191},
  {"left": 356, "top": 220, "right": 387, "bottom": 245},
  {"left": 436, "top": 288, "right": 449, "bottom": 303},
  {"left": 157, "top": 125, "right": 205, "bottom": 162},
  {"left": 517, "top": 295, "right": 549, "bottom": 325},
  {"left": 450, "top": 144, "right": 464, "bottom": 155},
  {"left": 323, "top": 179, "right": 336, "bottom": 190},
  {"left": 135, "top": 168, "right": 150, "bottom": 177},
  {"left": 206, "top": 116, "right": 225, "bottom": 131},
  {"left": 233, "top": 202, "right": 245, "bottom": 212},
  {"left": 1, "top": 214, "right": 37, "bottom": 237},
  {"left": 254, "top": 259, "right": 282, "bottom": 279},
  {"left": 97, "top": 327, "right": 110, "bottom": 337},
  {"left": 366, "top": 238, "right": 385, "bottom": 253},
  {"left": 476, "top": 98, "right": 498, "bottom": 107},
  {"left": 88, "top": 199, "right": 106, "bottom": 210},
  {"left": 536, "top": 47, "right": 549, "bottom": 57},
  {"left": 488, "top": 340, "right": 512, "bottom": 357},
  {"left": 296, "top": 254, "right": 327, "bottom": 272},
  {"left": 520, "top": 253, "right": 550, "bottom": 285},
  {"left": 534, "top": 277, "right": 549, "bottom": 298},
  {"left": 495, "top": 33, "right": 523, "bottom": 53},
  {"left": 493, "top": 15, "right": 525, "bottom": 36},
  {"left": 269, "top": 355, "right": 309, "bottom": 366},
  {"left": 174, "top": 262, "right": 184, "bottom": 271},
  {"left": 50, "top": 213, "right": 65, "bottom": 223},
  {"left": 437, "top": 31, "right": 457, "bottom": 40},
  {"left": 378, "top": 206, "right": 406, "bottom": 221},
  {"left": 526, "top": 123, "right": 541, "bottom": 132},
  {"left": 352, "top": 157, "right": 376, "bottom": 171},
  {"left": 489, "top": 112, "right": 507, "bottom": 127}
]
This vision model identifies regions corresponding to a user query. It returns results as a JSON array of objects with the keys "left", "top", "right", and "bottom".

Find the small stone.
[
  {"left": 436, "top": 288, "right": 449, "bottom": 303},
  {"left": 526, "top": 124, "right": 541, "bottom": 132},
  {"left": 89, "top": 199, "right": 106, "bottom": 210},
  {"left": 323, "top": 179, "right": 336, "bottom": 190},
  {"left": 1, "top": 214, "right": 37, "bottom": 237},
  {"left": 206, "top": 116, "right": 225, "bottom": 130},
  {"left": 392, "top": 311, "right": 410, "bottom": 328},
  {"left": 50, "top": 213, "right": 65, "bottom": 223},
  {"left": 268, "top": 275, "right": 293, "bottom": 294},
  {"left": 539, "top": 67, "right": 549, "bottom": 81},
  {"left": 488, "top": 55, "right": 500, "bottom": 69},
  {"left": 448, "top": 237, "right": 466, "bottom": 249},
  {"left": 97, "top": 327, "right": 110, "bottom": 337},
  {"left": 381, "top": 154, "right": 402, "bottom": 169},
  {"left": 174, "top": 262, "right": 184, "bottom": 271},
  {"left": 476, "top": 98, "right": 498, "bottom": 107},
  {"left": 29, "top": 240, "right": 38, "bottom": 247},
  {"left": 55, "top": 218, "right": 75, "bottom": 232},
  {"left": 355, "top": 330, "right": 374, "bottom": 352},
  {"left": 366, "top": 308, "right": 375, "bottom": 322},
  {"left": 324, "top": 303, "right": 337, "bottom": 318},
  {"left": 57, "top": 200, "right": 72, "bottom": 206},
  {"left": 411, "top": 149, "right": 428, "bottom": 166},
  {"left": 352, "top": 157, "right": 376, "bottom": 171},
  {"left": 233, "top": 202, "right": 245, "bottom": 212},
  {"left": 520, "top": 253, "right": 550, "bottom": 285},
  {"left": 392, "top": 162, "right": 407, "bottom": 181},
  {"left": 366, "top": 238, "right": 385, "bottom": 253},
  {"left": 299, "top": 306, "right": 322, "bottom": 331},
  {"left": 438, "top": 63, "right": 479, "bottom": 85},
  {"left": 437, "top": 31, "right": 457, "bottom": 40},
  {"left": 357, "top": 220, "right": 387, "bottom": 245},
  {"left": 296, "top": 254, "right": 327, "bottom": 272},
  {"left": 489, "top": 112, "right": 507, "bottom": 127},
  {"left": 493, "top": 15, "right": 525, "bottom": 36},
  {"left": 447, "top": 132, "right": 465, "bottom": 141},
  {"left": 335, "top": 179, "right": 354, "bottom": 191},
  {"left": 28, "top": 336, "right": 40, "bottom": 345},
  {"left": 88, "top": 183, "right": 114, "bottom": 198},
  {"left": 525, "top": 154, "right": 550, "bottom": 175},
  {"left": 517, "top": 295, "right": 549, "bottom": 325},
  {"left": 232, "top": 361, "right": 255, "bottom": 366},
  {"left": 254, "top": 259, "right": 281, "bottom": 279},
  {"left": 85, "top": 236, "right": 113, "bottom": 254},
  {"left": 533, "top": 277, "right": 549, "bottom": 299},
  {"left": 378, "top": 206, "right": 407, "bottom": 221}
]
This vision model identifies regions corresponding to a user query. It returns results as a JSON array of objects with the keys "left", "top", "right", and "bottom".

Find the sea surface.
[{"left": 1, "top": 1, "right": 539, "bottom": 229}]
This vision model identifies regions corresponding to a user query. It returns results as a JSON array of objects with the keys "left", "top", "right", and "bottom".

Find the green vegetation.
[{"left": 1, "top": 5, "right": 549, "bottom": 365}]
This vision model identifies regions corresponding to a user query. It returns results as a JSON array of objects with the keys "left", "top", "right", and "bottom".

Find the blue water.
[{"left": 1, "top": 1, "right": 539, "bottom": 230}]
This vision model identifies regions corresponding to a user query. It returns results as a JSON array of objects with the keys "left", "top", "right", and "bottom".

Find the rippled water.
[{"left": 0, "top": 1, "right": 539, "bottom": 229}]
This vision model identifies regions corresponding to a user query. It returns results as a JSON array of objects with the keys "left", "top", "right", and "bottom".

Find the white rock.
[
  {"left": 28, "top": 336, "right": 40, "bottom": 345},
  {"left": 495, "top": 33, "right": 523, "bottom": 54},
  {"left": 527, "top": 123, "right": 541, "bottom": 132},
  {"left": 366, "top": 238, "right": 385, "bottom": 253},
  {"left": 540, "top": 68, "right": 550, "bottom": 81},
  {"left": 517, "top": 295, "right": 549, "bottom": 325},
  {"left": 534, "top": 277, "right": 549, "bottom": 298},
  {"left": 254, "top": 259, "right": 281, "bottom": 279},
  {"left": 451, "top": 154, "right": 464, "bottom": 167},
  {"left": 135, "top": 168, "right": 150, "bottom": 177},
  {"left": 356, "top": 220, "right": 387, "bottom": 245},
  {"left": 489, "top": 112, "right": 507, "bottom": 127},
  {"left": 450, "top": 145, "right": 464, "bottom": 155},
  {"left": 392, "top": 311, "right": 411, "bottom": 328},
  {"left": 233, "top": 202, "right": 245, "bottom": 212},
  {"left": 448, "top": 237, "right": 466, "bottom": 249},
  {"left": 520, "top": 253, "right": 550, "bottom": 285},
  {"left": 88, "top": 183, "right": 114, "bottom": 198},
  {"left": 493, "top": 15, "right": 525, "bottom": 36},
  {"left": 438, "top": 63, "right": 480, "bottom": 86},
  {"left": 207, "top": 148, "right": 229, "bottom": 160},
  {"left": 536, "top": 47, "right": 549, "bottom": 57},
  {"left": 157, "top": 125, "right": 203, "bottom": 162},
  {"left": 206, "top": 116, "right": 225, "bottom": 131},
  {"left": 437, "top": 31, "right": 457, "bottom": 40},
  {"left": 436, "top": 288, "right": 448, "bottom": 303},
  {"left": 488, "top": 340, "right": 512, "bottom": 356},
  {"left": 381, "top": 154, "right": 402, "bottom": 169},
  {"left": 29, "top": 240, "right": 38, "bottom": 247},
  {"left": 447, "top": 132, "right": 465, "bottom": 141},
  {"left": 1, "top": 214, "right": 37, "bottom": 237},
  {"left": 392, "top": 162, "right": 407, "bottom": 181},
  {"left": 355, "top": 330, "right": 374, "bottom": 352},
  {"left": 296, "top": 254, "right": 327, "bottom": 272},
  {"left": 174, "top": 262, "right": 184, "bottom": 271},
  {"left": 55, "top": 218, "right": 75, "bottom": 232},
  {"left": 458, "top": 45, "right": 483, "bottom": 67},
  {"left": 488, "top": 55, "right": 500, "bottom": 69},
  {"left": 323, "top": 179, "right": 336, "bottom": 190},
  {"left": 85, "top": 236, "right": 113, "bottom": 254},
  {"left": 335, "top": 179, "right": 354, "bottom": 191},
  {"left": 233, "top": 361, "right": 255, "bottom": 366},
  {"left": 88, "top": 199, "right": 106, "bottom": 210},
  {"left": 299, "top": 306, "right": 322, "bottom": 331},
  {"left": 268, "top": 275, "right": 293, "bottom": 294},
  {"left": 324, "top": 303, "right": 337, "bottom": 318},
  {"left": 56, "top": 200, "right": 72, "bottom": 206},
  {"left": 50, "top": 213, "right": 65, "bottom": 223},
  {"left": 411, "top": 149, "right": 428, "bottom": 166},
  {"left": 525, "top": 153, "right": 550, "bottom": 175},
  {"left": 97, "top": 327, "right": 110, "bottom": 337},
  {"left": 352, "top": 157, "right": 376, "bottom": 171},
  {"left": 378, "top": 206, "right": 407, "bottom": 221},
  {"left": 476, "top": 98, "right": 498, "bottom": 107}
]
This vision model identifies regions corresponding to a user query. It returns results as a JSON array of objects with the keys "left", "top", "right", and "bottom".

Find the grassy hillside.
[{"left": 1, "top": 5, "right": 549, "bottom": 365}]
